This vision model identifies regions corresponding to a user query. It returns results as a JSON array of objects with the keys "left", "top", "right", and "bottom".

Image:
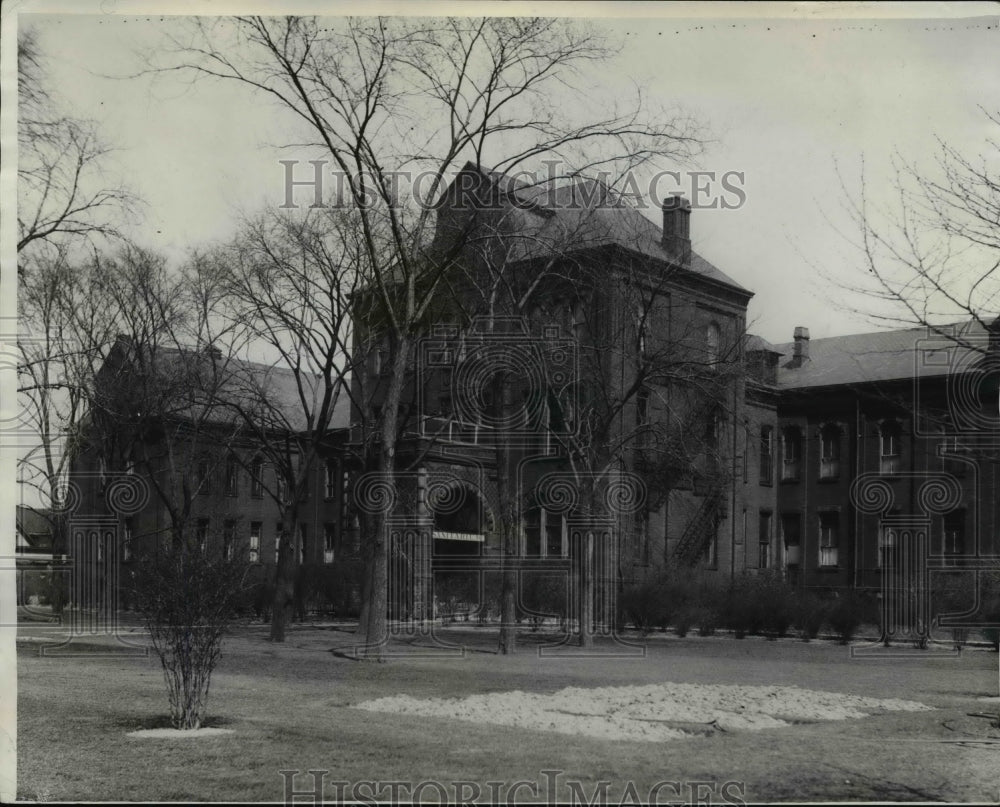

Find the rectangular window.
[
  {"left": 880, "top": 422, "right": 901, "bottom": 474},
  {"left": 705, "top": 517, "right": 719, "bottom": 569},
  {"left": 781, "top": 428, "right": 801, "bottom": 481},
  {"left": 249, "top": 521, "right": 261, "bottom": 563},
  {"left": 223, "top": 519, "right": 236, "bottom": 561},
  {"left": 276, "top": 472, "right": 288, "bottom": 504},
  {"left": 98, "top": 456, "right": 109, "bottom": 493},
  {"left": 250, "top": 458, "right": 264, "bottom": 499},
  {"left": 197, "top": 459, "right": 211, "bottom": 495},
  {"left": 819, "top": 426, "right": 841, "bottom": 479},
  {"left": 818, "top": 511, "right": 839, "bottom": 567},
  {"left": 122, "top": 518, "right": 134, "bottom": 562},
  {"left": 196, "top": 518, "right": 209, "bottom": 552},
  {"left": 878, "top": 525, "right": 897, "bottom": 568},
  {"left": 940, "top": 435, "right": 967, "bottom": 477},
  {"left": 524, "top": 507, "right": 541, "bottom": 557},
  {"left": 943, "top": 510, "right": 965, "bottom": 557},
  {"left": 636, "top": 387, "right": 649, "bottom": 428},
  {"left": 743, "top": 426, "right": 749, "bottom": 483},
  {"left": 760, "top": 426, "right": 774, "bottom": 485},
  {"left": 323, "top": 523, "right": 336, "bottom": 564},
  {"left": 325, "top": 460, "right": 337, "bottom": 500},
  {"left": 225, "top": 457, "right": 238, "bottom": 497},
  {"left": 545, "top": 510, "right": 565, "bottom": 558},
  {"left": 758, "top": 511, "right": 772, "bottom": 569}
]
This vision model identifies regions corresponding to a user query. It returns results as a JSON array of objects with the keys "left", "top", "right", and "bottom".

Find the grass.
[{"left": 16, "top": 621, "right": 1000, "bottom": 802}]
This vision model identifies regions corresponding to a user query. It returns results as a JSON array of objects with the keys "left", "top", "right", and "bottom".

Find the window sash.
[
  {"left": 250, "top": 462, "right": 264, "bottom": 499},
  {"left": 249, "top": 523, "right": 261, "bottom": 563},
  {"left": 225, "top": 461, "right": 238, "bottom": 496},
  {"left": 760, "top": 428, "right": 774, "bottom": 483}
]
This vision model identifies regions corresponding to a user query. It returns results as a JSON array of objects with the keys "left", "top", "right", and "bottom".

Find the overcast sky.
[{"left": 12, "top": 2, "right": 1000, "bottom": 344}]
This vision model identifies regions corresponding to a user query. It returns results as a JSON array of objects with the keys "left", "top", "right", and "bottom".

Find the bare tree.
[
  {"left": 207, "top": 208, "right": 365, "bottom": 641},
  {"left": 831, "top": 108, "right": 1000, "bottom": 351},
  {"left": 17, "top": 28, "right": 138, "bottom": 270},
  {"left": 153, "top": 15, "right": 705, "bottom": 657},
  {"left": 17, "top": 245, "right": 120, "bottom": 610},
  {"left": 83, "top": 246, "right": 251, "bottom": 729},
  {"left": 824, "top": 107, "right": 1000, "bottom": 466}
]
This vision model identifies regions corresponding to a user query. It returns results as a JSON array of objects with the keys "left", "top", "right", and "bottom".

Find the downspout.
[
  {"left": 854, "top": 396, "right": 862, "bottom": 590},
  {"left": 730, "top": 374, "right": 738, "bottom": 582}
]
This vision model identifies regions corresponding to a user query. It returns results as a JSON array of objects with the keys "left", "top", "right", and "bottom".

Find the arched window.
[
  {"left": 781, "top": 426, "right": 801, "bottom": 481},
  {"left": 706, "top": 322, "right": 721, "bottom": 365},
  {"left": 819, "top": 424, "right": 841, "bottom": 479},
  {"left": 879, "top": 420, "right": 902, "bottom": 474}
]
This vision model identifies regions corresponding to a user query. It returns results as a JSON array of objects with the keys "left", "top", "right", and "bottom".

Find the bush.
[
  {"left": 620, "top": 576, "right": 670, "bottom": 634},
  {"left": 756, "top": 572, "right": 796, "bottom": 639},
  {"left": 694, "top": 606, "right": 719, "bottom": 637},
  {"left": 672, "top": 606, "right": 694, "bottom": 637},
  {"left": 520, "top": 572, "right": 567, "bottom": 630},
  {"left": 130, "top": 533, "right": 249, "bottom": 730},
  {"left": 983, "top": 593, "right": 1000, "bottom": 651},
  {"left": 793, "top": 591, "right": 829, "bottom": 641},
  {"left": 620, "top": 570, "right": 704, "bottom": 635},
  {"left": 721, "top": 572, "right": 794, "bottom": 638},
  {"left": 828, "top": 592, "right": 865, "bottom": 644}
]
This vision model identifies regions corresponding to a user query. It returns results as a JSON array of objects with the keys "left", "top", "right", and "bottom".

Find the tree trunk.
[
  {"left": 49, "top": 511, "right": 69, "bottom": 614},
  {"left": 269, "top": 517, "right": 295, "bottom": 642},
  {"left": 360, "top": 510, "right": 389, "bottom": 659},
  {"left": 359, "top": 336, "right": 409, "bottom": 660},
  {"left": 498, "top": 525, "right": 517, "bottom": 654},
  {"left": 579, "top": 529, "right": 594, "bottom": 648},
  {"left": 497, "top": 373, "right": 517, "bottom": 654},
  {"left": 356, "top": 516, "right": 373, "bottom": 640}
]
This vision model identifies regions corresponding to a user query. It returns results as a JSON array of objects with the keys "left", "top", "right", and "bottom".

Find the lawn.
[{"left": 16, "top": 623, "right": 1000, "bottom": 802}]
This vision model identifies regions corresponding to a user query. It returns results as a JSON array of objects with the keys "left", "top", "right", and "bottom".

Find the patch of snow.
[
  {"left": 353, "top": 683, "right": 932, "bottom": 743},
  {"left": 127, "top": 727, "right": 234, "bottom": 739}
]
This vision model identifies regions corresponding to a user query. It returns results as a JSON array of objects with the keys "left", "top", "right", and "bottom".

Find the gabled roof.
[
  {"left": 100, "top": 338, "right": 351, "bottom": 435},
  {"left": 439, "top": 162, "right": 751, "bottom": 295},
  {"left": 775, "top": 320, "right": 991, "bottom": 390},
  {"left": 232, "top": 359, "right": 353, "bottom": 433}
]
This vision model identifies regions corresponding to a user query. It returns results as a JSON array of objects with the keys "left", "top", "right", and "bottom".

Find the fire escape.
[{"left": 671, "top": 474, "right": 728, "bottom": 567}]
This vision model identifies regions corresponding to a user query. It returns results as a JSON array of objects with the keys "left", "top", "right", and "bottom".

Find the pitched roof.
[
  {"left": 775, "top": 320, "right": 991, "bottom": 389},
  {"left": 745, "top": 334, "right": 784, "bottom": 355},
  {"left": 101, "top": 339, "right": 351, "bottom": 435},
  {"left": 232, "top": 359, "right": 353, "bottom": 433},
  {"left": 16, "top": 505, "right": 53, "bottom": 551},
  {"left": 444, "top": 163, "right": 751, "bottom": 295}
]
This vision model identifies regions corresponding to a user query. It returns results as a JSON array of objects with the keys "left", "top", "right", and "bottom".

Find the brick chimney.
[
  {"left": 788, "top": 326, "right": 810, "bottom": 368},
  {"left": 662, "top": 194, "right": 691, "bottom": 266}
]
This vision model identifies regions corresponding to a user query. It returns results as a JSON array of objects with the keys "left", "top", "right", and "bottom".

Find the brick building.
[
  {"left": 67, "top": 338, "right": 355, "bottom": 613},
  {"left": 63, "top": 163, "right": 999, "bottom": 623},
  {"left": 766, "top": 321, "right": 1000, "bottom": 594}
]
